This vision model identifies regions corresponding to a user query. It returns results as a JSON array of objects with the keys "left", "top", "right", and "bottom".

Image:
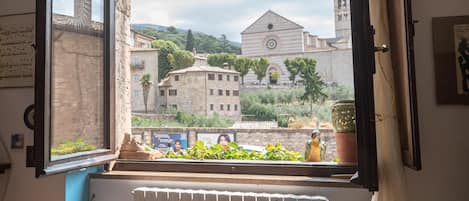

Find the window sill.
[
  {"left": 112, "top": 160, "right": 357, "bottom": 177},
  {"left": 90, "top": 171, "right": 360, "bottom": 188}
]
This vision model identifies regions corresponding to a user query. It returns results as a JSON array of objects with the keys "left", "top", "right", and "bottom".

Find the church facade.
[{"left": 241, "top": 0, "right": 354, "bottom": 87}]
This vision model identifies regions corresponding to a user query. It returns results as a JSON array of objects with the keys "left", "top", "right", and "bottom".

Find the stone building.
[
  {"left": 130, "top": 29, "right": 154, "bottom": 48},
  {"left": 241, "top": 1, "right": 354, "bottom": 87},
  {"left": 129, "top": 30, "right": 159, "bottom": 113},
  {"left": 158, "top": 66, "right": 241, "bottom": 120},
  {"left": 130, "top": 48, "right": 159, "bottom": 113}
]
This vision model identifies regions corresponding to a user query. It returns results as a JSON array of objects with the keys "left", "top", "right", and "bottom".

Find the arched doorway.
[{"left": 268, "top": 64, "right": 281, "bottom": 85}]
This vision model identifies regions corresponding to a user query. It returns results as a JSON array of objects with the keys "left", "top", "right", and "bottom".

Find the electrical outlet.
[{"left": 11, "top": 134, "right": 24, "bottom": 149}]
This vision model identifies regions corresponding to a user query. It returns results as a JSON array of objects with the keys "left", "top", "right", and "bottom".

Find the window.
[
  {"left": 169, "top": 89, "right": 177, "bottom": 96},
  {"left": 227, "top": 75, "right": 230, "bottom": 81},
  {"left": 208, "top": 74, "right": 215, "bottom": 80},
  {"left": 225, "top": 90, "right": 230, "bottom": 96},
  {"left": 234, "top": 76, "right": 239, "bottom": 82},
  {"left": 160, "top": 90, "right": 165, "bottom": 96},
  {"left": 174, "top": 75, "right": 179, "bottom": 81},
  {"left": 33, "top": 0, "right": 385, "bottom": 191},
  {"left": 133, "top": 75, "right": 140, "bottom": 82},
  {"left": 32, "top": 0, "right": 115, "bottom": 176},
  {"left": 210, "top": 89, "right": 214, "bottom": 95}
]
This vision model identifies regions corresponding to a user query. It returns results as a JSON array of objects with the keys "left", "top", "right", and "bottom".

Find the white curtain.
[{"left": 370, "top": 0, "right": 408, "bottom": 200}]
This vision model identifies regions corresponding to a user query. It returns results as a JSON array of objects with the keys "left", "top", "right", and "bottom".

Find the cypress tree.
[{"left": 185, "top": 29, "right": 194, "bottom": 51}]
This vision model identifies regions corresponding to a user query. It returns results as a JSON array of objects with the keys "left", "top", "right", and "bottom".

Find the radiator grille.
[{"left": 133, "top": 187, "right": 329, "bottom": 201}]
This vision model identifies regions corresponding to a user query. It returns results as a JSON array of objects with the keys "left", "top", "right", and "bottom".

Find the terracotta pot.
[{"left": 335, "top": 132, "right": 357, "bottom": 164}]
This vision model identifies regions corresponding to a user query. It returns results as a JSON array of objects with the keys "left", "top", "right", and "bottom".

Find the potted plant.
[{"left": 331, "top": 100, "right": 357, "bottom": 164}]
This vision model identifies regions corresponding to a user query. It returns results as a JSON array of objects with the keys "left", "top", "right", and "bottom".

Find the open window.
[
  {"left": 32, "top": 0, "right": 379, "bottom": 191},
  {"left": 29, "top": 0, "right": 116, "bottom": 176}
]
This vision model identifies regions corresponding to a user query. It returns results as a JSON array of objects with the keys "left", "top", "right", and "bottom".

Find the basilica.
[{"left": 241, "top": 0, "right": 354, "bottom": 87}]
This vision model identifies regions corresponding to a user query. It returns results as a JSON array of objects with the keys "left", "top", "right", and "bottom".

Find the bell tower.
[{"left": 334, "top": 0, "right": 351, "bottom": 40}]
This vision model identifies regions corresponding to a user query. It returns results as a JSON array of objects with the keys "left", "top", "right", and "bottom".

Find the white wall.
[
  {"left": 405, "top": 0, "right": 469, "bottom": 201},
  {"left": 0, "top": 0, "right": 66, "bottom": 200},
  {"left": 0, "top": 89, "right": 65, "bottom": 201}
]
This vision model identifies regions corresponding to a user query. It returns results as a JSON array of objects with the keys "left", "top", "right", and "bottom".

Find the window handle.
[{"left": 374, "top": 44, "right": 389, "bottom": 53}]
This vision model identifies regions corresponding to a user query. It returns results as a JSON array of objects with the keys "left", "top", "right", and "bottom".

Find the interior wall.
[
  {"left": 405, "top": 0, "right": 469, "bottom": 200},
  {"left": 0, "top": 0, "right": 66, "bottom": 201}
]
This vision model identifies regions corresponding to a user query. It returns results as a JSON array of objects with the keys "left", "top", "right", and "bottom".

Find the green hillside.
[{"left": 133, "top": 25, "right": 241, "bottom": 54}]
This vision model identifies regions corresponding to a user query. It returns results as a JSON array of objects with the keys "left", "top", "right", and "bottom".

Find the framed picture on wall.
[
  {"left": 152, "top": 132, "right": 188, "bottom": 152},
  {"left": 196, "top": 132, "right": 236, "bottom": 147},
  {"left": 433, "top": 16, "right": 469, "bottom": 105}
]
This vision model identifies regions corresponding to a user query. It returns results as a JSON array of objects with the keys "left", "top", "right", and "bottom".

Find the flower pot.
[
  {"left": 335, "top": 132, "right": 357, "bottom": 164},
  {"left": 332, "top": 100, "right": 357, "bottom": 164}
]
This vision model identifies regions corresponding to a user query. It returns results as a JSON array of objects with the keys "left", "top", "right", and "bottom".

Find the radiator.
[{"left": 133, "top": 187, "right": 329, "bottom": 201}]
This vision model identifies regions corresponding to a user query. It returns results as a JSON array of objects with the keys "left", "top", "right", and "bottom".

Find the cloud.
[{"left": 131, "top": 0, "right": 337, "bottom": 42}]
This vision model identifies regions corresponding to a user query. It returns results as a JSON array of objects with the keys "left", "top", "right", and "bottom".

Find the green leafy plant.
[
  {"left": 51, "top": 139, "right": 97, "bottom": 156},
  {"left": 166, "top": 141, "right": 303, "bottom": 161},
  {"left": 140, "top": 74, "right": 153, "bottom": 113}
]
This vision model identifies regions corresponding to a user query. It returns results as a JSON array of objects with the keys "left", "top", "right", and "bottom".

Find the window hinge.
[{"left": 26, "top": 146, "right": 35, "bottom": 167}]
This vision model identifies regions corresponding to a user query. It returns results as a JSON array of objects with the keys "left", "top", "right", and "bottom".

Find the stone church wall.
[{"left": 243, "top": 49, "right": 354, "bottom": 87}]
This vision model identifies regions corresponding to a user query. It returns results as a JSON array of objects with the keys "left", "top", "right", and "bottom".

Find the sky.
[{"left": 131, "top": 0, "right": 336, "bottom": 42}]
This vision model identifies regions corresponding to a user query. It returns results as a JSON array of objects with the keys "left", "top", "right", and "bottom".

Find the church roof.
[
  {"left": 168, "top": 65, "right": 239, "bottom": 75},
  {"left": 241, "top": 10, "right": 304, "bottom": 34}
]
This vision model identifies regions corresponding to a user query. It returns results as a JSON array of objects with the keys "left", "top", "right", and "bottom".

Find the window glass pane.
[
  {"left": 53, "top": 0, "right": 74, "bottom": 16},
  {"left": 91, "top": 0, "right": 104, "bottom": 22},
  {"left": 50, "top": 0, "right": 105, "bottom": 160},
  {"left": 129, "top": 0, "right": 355, "bottom": 165}
]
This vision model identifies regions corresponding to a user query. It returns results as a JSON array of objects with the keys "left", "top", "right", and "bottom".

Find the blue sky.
[{"left": 131, "top": 0, "right": 336, "bottom": 42}]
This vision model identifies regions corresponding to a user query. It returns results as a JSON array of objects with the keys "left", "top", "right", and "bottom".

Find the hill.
[{"left": 131, "top": 24, "right": 241, "bottom": 54}]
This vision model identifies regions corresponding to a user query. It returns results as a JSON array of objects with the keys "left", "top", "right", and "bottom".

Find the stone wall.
[
  {"left": 115, "top": 0, "right": 132, "bottom": 150},
  {"left": 243, "top": 49, "right": 354, "bottom": 87},
  {"left": 132, "top": 127, "right": 337, "bottom": 161},
  {"left": 49, "top": 0, "right": 131, "bottom": 150},
  {"left": 51, "top": 29, "right": 105, "bottom": 148}
]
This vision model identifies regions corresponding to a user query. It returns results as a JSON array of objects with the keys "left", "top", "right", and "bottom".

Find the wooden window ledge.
[{"left": 90, "top": 171, "right": 361, "bottom": 188}]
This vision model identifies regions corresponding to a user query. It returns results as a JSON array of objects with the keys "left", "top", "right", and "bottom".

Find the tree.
[
  {"left": 168, "top": 50, "right": 195, "bottom": 70},
  {"left": 207, "top": 53, "right": 236, "bottom": 68},
  {"left": 284, "top": 58, "right": 302, "bottom": 84},
  {"left": 166, "top": 26, "right": 177, "bottom": 34},
  {"left": 297, "top": 58, "right": 326, "bottom": 114},
  {"left": 221, "top": 34, "right": 227, "bottom": 52},
  {"left": 252, "top": 58, "right": 269, "bottom": 85},
  {"left": 140, "top": 73, "right": 153, "bottom": 113},
  {"left": 233, "top": 57, "right": 252, "bottom": 85},
  {"left": 152, "top": 40, "right": 179, "bottom": 80},
  {"left": 185, "top": 29, "right": 194, "bottom": 51}
]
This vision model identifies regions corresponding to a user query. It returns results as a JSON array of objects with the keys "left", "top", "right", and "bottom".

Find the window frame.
[
  {"left": 30, "top": 0, "right": 117, "bottom": 177},
  {"left": 32, "top": 0, "right": 379, "bottom": 191}
]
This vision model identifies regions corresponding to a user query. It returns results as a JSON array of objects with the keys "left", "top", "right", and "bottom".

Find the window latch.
[{"left": 374, "top": 44, "right": 389, "bottom": 53}]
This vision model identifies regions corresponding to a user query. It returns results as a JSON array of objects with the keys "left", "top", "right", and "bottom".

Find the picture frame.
[
  {"left": 152, "top": 132, "right": 188, "bottom": 152},
  {"left": 432, "top": 16, "right": 469, "bottom": 105},
  {"left": 195, "top": 132, "right": 236, "bottom": 147}
]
